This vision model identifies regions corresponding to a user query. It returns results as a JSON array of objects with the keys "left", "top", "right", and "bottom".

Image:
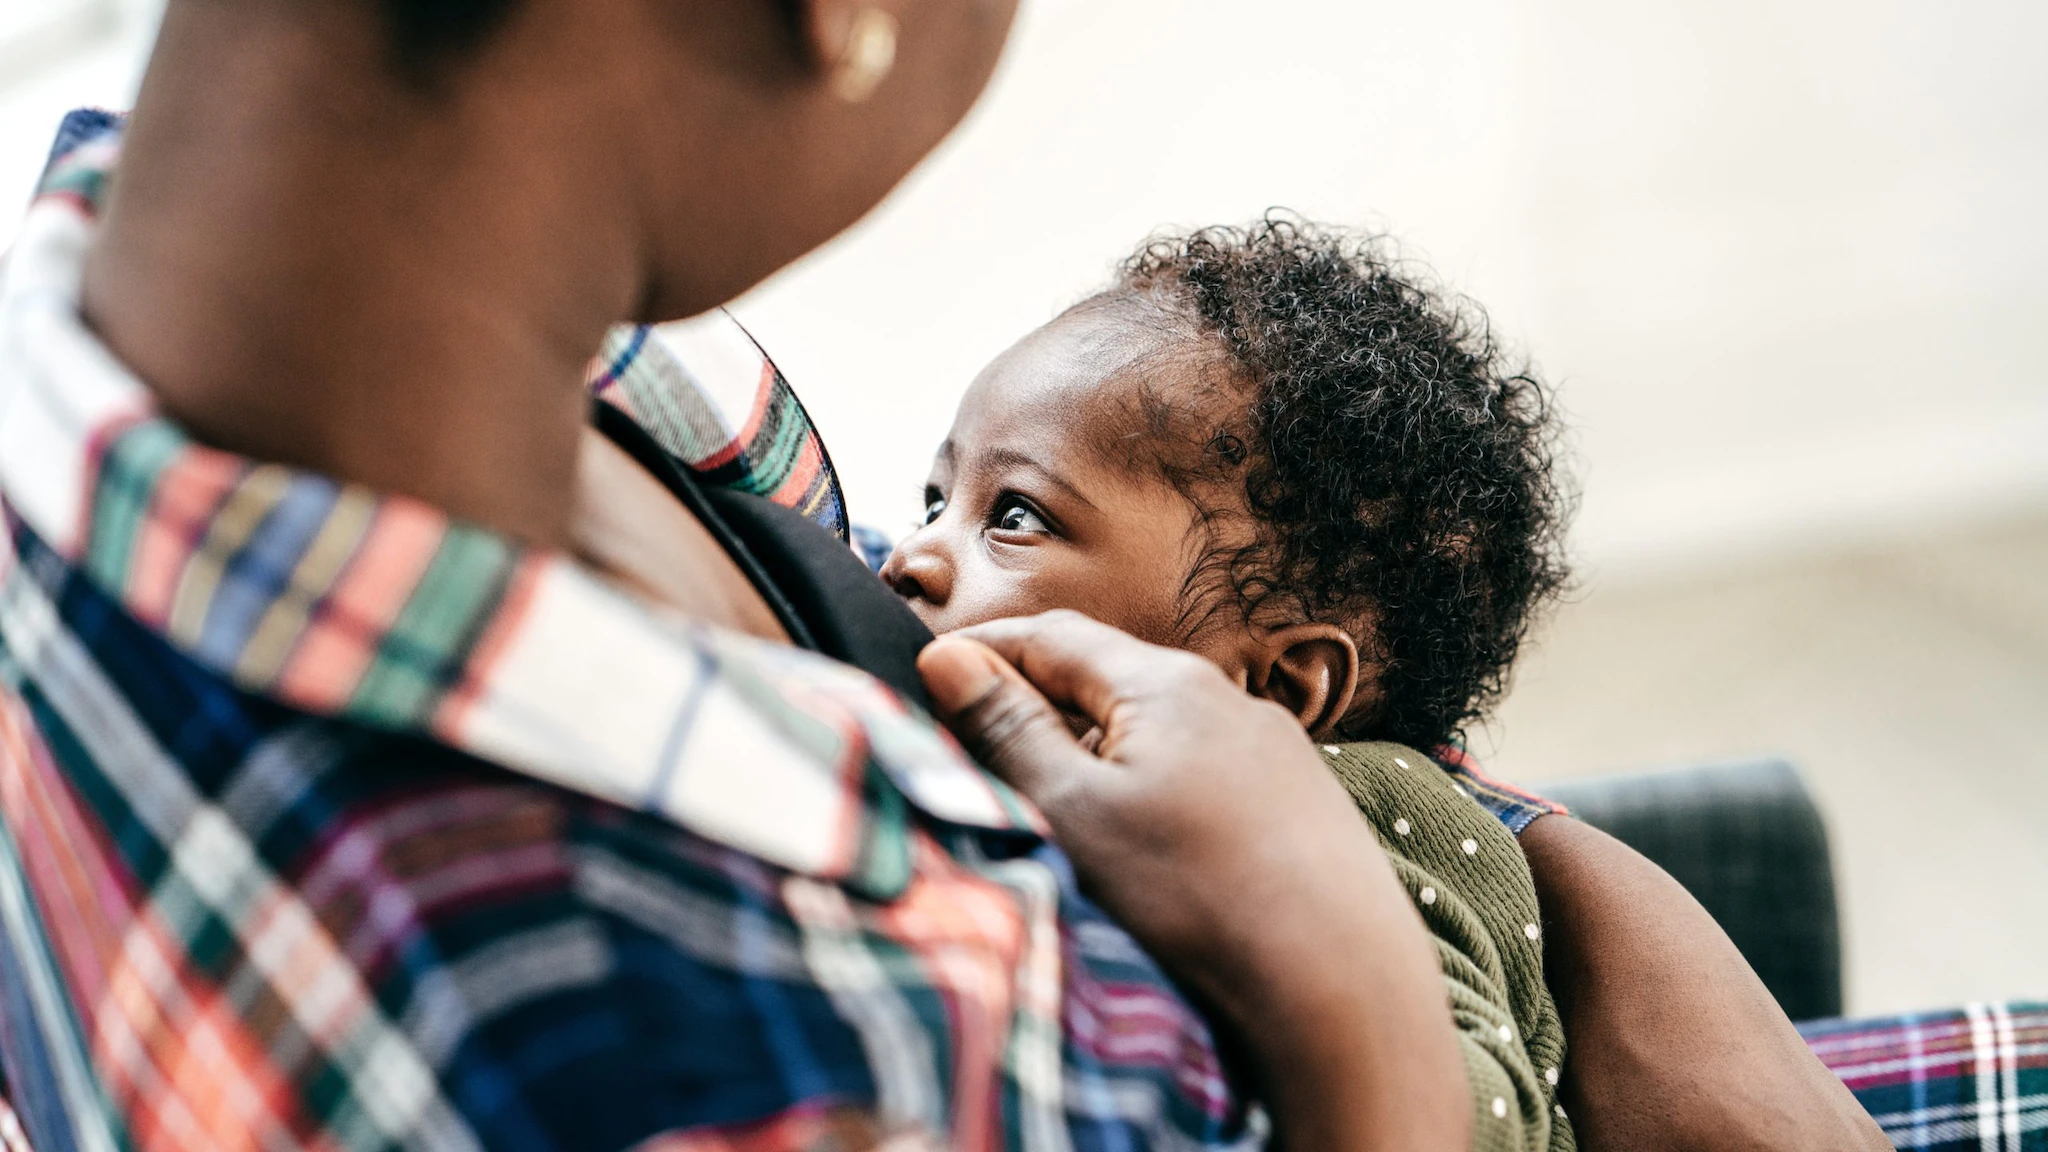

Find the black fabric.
[
  {"left": 592, "top": 404, "right": 936, "bottom": 711},
  {"left": 1542, "top": 760, "right": 1844, "bottom": 1021}
]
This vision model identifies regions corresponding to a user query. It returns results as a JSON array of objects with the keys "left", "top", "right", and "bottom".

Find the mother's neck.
[{"left": 82, "top": 1, "right": 653, "bottom": 549}]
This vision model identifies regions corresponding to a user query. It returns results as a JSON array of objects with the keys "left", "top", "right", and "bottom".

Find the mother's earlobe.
[
  {"left": 830, "top": 8, "right": 898, "bottom": 102},
  {"left": 791, "top": 1, "right": 899, "bottom": 102}
]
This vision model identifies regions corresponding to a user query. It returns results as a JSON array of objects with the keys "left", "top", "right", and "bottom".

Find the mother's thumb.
[{"left": 918, "top": 636, "right": 1083, "bottom": 800}]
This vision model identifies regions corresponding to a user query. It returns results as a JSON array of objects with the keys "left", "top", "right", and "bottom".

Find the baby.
[{"left": 882, "top": 218, "right": 1575, "bottom": 1151}]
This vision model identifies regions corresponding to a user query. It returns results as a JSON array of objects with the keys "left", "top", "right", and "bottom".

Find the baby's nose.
[{"left": 881, "top": 534, "right": 952, "bottom": 606}]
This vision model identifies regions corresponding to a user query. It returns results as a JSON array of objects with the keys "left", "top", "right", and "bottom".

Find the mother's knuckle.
[
  {"left": 966, "top": 700, "right": 1027, "bottom": 751},
  {"left": 961, "top": 691, "right": 1040, "bottom": 759}
]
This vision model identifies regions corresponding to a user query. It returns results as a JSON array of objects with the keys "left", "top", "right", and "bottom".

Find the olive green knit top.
[{"left": 1322, "top": 742, "right": 1576, "bottom": 1152}]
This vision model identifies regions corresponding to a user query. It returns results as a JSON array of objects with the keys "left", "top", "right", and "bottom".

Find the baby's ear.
[{"left": 1247, "top": 623, "right": 1360, "bottom": 739}]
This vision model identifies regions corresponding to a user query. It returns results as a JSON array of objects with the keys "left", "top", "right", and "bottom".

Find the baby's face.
[{"left": 882, "top": 310, "right": 1212, "bottom": 652}]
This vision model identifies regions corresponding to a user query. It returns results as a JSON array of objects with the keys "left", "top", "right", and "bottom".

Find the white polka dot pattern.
[{"left": 1317, "top": 741, "right": 1568, "bottom": 1136}]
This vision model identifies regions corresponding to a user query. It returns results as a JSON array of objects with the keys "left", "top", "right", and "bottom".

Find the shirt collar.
[
  {"left": 588, "top": 317, "right": 849, "bottom": 543},
  {"left": 0, "top": 113, "right": 1042, "bottom": 896}
]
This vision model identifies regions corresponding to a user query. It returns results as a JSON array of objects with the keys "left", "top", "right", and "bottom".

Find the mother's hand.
[{"left": 918, "top": 610, "right": 1467, "bottom": 1152}]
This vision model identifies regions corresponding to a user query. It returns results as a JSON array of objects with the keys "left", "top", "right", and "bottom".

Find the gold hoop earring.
[{"left": 830, "top": 8, "right": 898, "bottom": 104}]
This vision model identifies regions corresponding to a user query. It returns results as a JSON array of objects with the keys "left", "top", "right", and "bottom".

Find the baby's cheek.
[
  {"left": 974, "top": 571, "right": 1085, "bottom": 627},
  {"left": 920, "top": 562, "right": 1069, "bottom": 633},
  {"left": 1033, "top": 571, "right": 1186, "bottom": 648},
  {"left": 950, "top": 548, "right": 1186, "bottom": 644},
  {"left": 962, "top": 562, "right": 1115, "bottom": 631}
]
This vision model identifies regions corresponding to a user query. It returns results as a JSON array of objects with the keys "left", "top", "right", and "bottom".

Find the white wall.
[
  {"left": 1502, "top": 0, "right": 2048, "bottom": 576},
  {"left": 736, "top": 0, "right": 2048, "bottom": 576},
  {"left": 6, "top": 0, "right": 2045, "bottom": 578},
  {"left": 0, "top": 1, "right": 153, "bottom": 214}
]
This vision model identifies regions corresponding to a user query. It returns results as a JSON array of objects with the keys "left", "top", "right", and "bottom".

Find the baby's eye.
[
  {"left": 992, "top": 497, "right": 1051, "bottom": 534},
  {"left": 923, "top": 492, "right": 946, "bottom": 525}
]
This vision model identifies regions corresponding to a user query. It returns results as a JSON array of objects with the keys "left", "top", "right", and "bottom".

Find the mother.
[{"left": 0, "top": 0, "right": 1876, "bottom": 1149}]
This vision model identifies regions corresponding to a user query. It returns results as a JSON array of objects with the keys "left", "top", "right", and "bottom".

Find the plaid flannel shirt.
[{"left": 0, "top": 114, "right": 1261, "bottom": 1152}]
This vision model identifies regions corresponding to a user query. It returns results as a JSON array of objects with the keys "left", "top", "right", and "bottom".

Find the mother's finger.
[
  {"left": 950, "top": 610, "right": 1208, "bottom": 726},
  {"left": 917, "top": 634, "right": 1095, "bottom": 802}
]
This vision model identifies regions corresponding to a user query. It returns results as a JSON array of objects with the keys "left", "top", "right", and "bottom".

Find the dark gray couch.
[{"left": 1541, "top": 760, "right": 1843, "bottom": 1021}]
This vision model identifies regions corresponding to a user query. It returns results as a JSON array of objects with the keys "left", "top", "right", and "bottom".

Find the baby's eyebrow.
[
  {"left": 979, "top": 446, "right": 1099, "bottom": 512},
  {"left": 921, "top": 441, "right": 956, "bottom": 489}
]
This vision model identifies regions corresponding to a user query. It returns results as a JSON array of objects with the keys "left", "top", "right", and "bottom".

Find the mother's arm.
[{"left": 1520, "top": 815, "right": 1889, "bottom": 1151}]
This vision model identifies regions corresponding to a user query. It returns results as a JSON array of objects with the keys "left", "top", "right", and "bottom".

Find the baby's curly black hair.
[{"left": 1092, "top": 216, "right": 1571, "bottom": 750}]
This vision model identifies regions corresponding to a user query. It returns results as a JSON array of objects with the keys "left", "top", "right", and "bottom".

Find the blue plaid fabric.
[{"left": 1802, "top": 1003, "right": 2048, "bottom": 1151}]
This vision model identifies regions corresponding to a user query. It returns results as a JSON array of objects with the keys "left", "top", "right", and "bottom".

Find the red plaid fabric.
[{"left": 1802, "top": 1002, "right": 2048, "bottom": 1150}]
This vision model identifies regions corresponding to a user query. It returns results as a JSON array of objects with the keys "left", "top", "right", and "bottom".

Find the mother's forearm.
[
  {"left": 1518, "top": 816, "right": 1887, "bottom": 1152},
  {"left": 1205, "top": 844, "right": 1472, "bottom": 1152}
]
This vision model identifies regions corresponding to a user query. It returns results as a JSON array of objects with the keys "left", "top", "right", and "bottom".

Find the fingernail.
[{"left": 919, "top": 637, "right": 1002, "bottom": 716}]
